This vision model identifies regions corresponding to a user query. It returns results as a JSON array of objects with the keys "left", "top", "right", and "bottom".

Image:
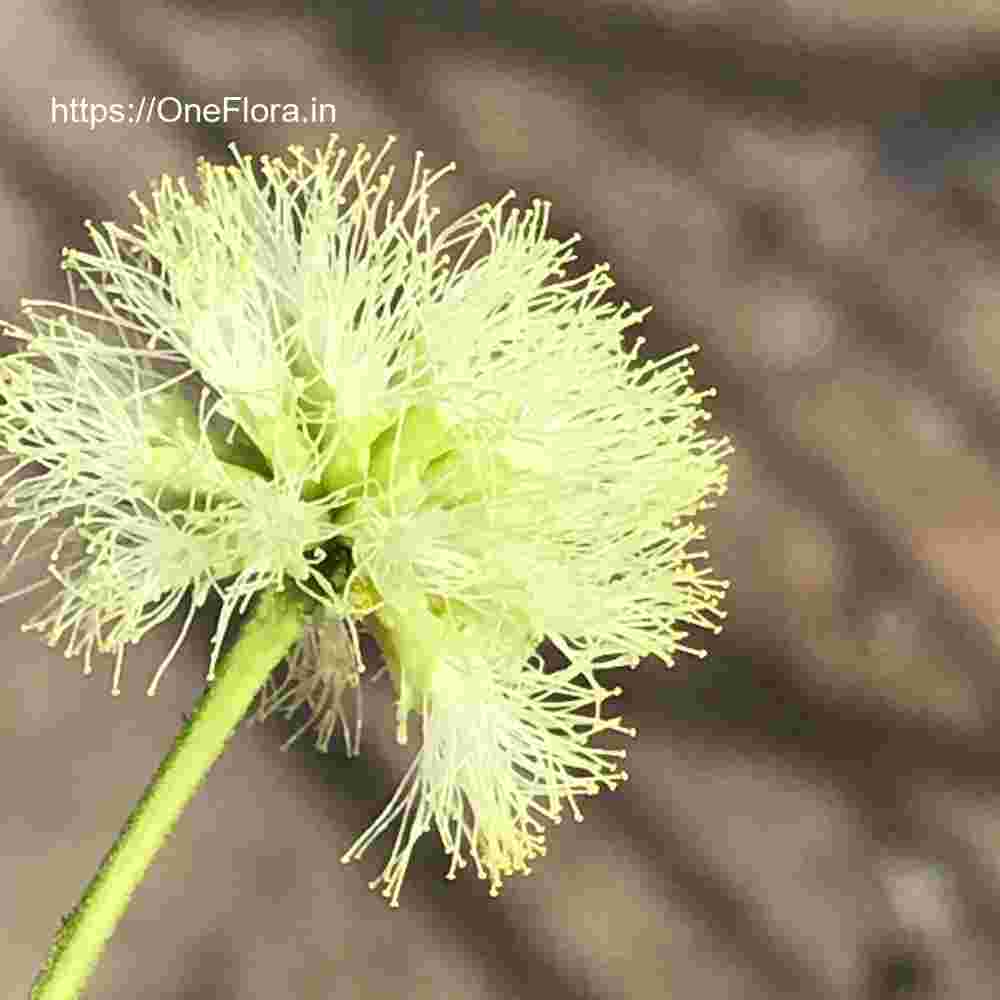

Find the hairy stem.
[{"left": 30, "top": 586, "right": 308, "bottom": 1000}]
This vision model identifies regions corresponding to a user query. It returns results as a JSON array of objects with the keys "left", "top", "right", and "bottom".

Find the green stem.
[{"left": 30, "top": 587, "right": 308, "bottom": 1000}]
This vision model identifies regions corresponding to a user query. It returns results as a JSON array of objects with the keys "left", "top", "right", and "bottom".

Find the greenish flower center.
[{"left": 137, "top": 387, "right": 497, "bottom": 716}]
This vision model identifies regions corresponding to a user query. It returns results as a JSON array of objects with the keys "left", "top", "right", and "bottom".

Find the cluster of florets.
[{"left": 0, "top": 135, "right": 729, "bottom": 904}]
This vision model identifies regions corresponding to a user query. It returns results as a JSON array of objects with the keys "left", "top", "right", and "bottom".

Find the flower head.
[{"left": 1, "top": 134, "right": 729, "bottom": 903}]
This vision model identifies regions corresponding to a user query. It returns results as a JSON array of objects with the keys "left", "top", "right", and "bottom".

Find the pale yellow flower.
[{"left": 1, "top": 135, "right": 729, "bottom": 904}]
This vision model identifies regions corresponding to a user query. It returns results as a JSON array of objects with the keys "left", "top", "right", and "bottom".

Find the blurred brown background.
[{"left": 6, "top": 2, "right": 1000, "bottom": 997}]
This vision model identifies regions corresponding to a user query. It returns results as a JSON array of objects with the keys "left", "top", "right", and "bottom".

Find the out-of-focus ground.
[{"left": 6, "top": 2, "right": 1000, "bottom": 997}]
